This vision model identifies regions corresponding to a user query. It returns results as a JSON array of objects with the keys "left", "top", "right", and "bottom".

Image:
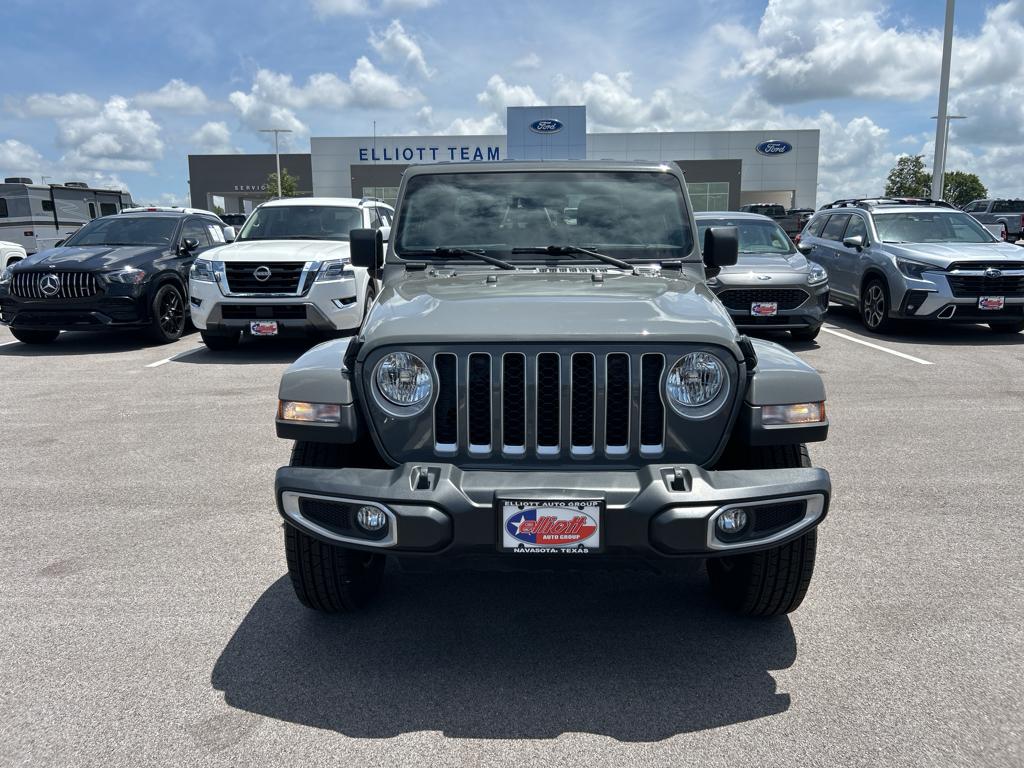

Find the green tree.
[
  {"left": 212, "top": 204, "right": 225, "bottom": 215},
  {"left": 265, "top": 167, "right": 300, "bottom": 198},
  {"left": 884, "top": 155, "right": 931, "bottom": 198},
  {"left": 941, "top": 171, "right": 987, "bottom": 208}
]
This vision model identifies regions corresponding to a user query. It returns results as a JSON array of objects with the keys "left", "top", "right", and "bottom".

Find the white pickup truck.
[
  {"left": 189, "top": 197, "right": 393, "bottom": 349},
  {"left": 1, "top": 240, "right": 27, "bottom": 270}
]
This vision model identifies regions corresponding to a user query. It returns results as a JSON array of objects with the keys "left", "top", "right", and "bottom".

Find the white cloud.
[
  {"left": 134, "top": 79, "right": 211, "bottom": 113},
  {"left": 311, "top": 0, "right": 438, "bottom": 16},
  {"left": 190, "top": 122, "right": 238, "bottom": 154},
  {"left": 443, "top": 113, "right": 503, "bottom": 135},
  {"left": 552, "top": 72, "right": 671, "bottom": 131},
  {"left": 0, "top": 139, "right": 44, "bottom": 172},
  {"left": 514, "top": 52, "right": 542, "bottom": 70},
  {"left": 370, "top": 19, "right": 433, "bottom": 79},
  {"left": 348, "top": 56, "right": 424, "bottom": 108},
  {"left": 55, "top": 97, "right": 164, "bottom": 172},
  {"left": 477, "top": 74, "right": 542, "bottom": 114},
  {"left": 15, "top": 92, "right": 100, "bottom": 118}
]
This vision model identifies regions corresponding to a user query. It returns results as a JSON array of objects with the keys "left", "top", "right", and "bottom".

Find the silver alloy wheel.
[{"left": 863, "top": 283, "right": 886, "bottom": 328}]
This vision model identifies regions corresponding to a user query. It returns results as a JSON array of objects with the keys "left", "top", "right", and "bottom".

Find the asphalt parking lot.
[{"left": 2, "top": 313, "right": 1022, "bottom": 767}]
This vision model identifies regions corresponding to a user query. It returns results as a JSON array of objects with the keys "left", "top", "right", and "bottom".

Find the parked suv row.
[
  {"left": 799, "top": 198, "right": 1024, "bottom": 334},
  {"left": 963, "top": 198, "right": 1024, "bottom": 242}
]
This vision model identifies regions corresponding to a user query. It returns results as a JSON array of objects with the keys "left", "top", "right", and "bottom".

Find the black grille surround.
[
  {"left": 224, "top": 262, "right": 307, "bottom": 294},
  {"left": 718, "top": 289, "right": 809, "bottom": 312},
  {"left": 945, "top": 274, "right": 1024, "bottom": 298},
  {"left": 220, "top": 304, "right": 307, "bottom": 320},
  {"left": 10, "top": 271, "right": 101, "bottom": 299},
  {"left": 361, "top": 344, "right": 744, "bottom": 469}
]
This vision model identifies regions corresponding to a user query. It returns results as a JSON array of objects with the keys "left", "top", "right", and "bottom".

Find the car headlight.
[
  {"left": 807, "top": 263, "right": 828, "bottom": 285},
  {"left": 316, "top": 260, "right": 351, "bottom": 281},
  {"left": 375, "top": 352, "right": 432, "bottom": 408},
  {"left": 190, "top": 258, "right": 218, "bottom": 282},
  {"left": 102, "top": 267, "right": 147, "bottom": 285},
  {"left": 666, "top": 352, "right": 726, "bottom": 409},
  {"left": 0, "top": 267, "right": 12, "bottom": 285},
  {"left": 896, "top": 257, "right": 934, "bottom": 279}
]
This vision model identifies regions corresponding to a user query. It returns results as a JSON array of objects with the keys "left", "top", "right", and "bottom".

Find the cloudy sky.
[{"left": 2, "top": 0, "right": 1021, "bottom": 206}]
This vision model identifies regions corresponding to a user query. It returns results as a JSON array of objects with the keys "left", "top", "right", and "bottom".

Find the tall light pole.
[
  {"left": 931, "top": 0, "right": 956, "bottom": 200},
  {"left": 930, "top": 114, "right": 967, "bottom": 198},
  {"left": 260, "top": 128, "right": 292, "bottom": 198}
]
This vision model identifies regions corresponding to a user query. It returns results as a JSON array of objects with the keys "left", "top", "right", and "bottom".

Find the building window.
[
  {"left": 687, "top": 182, "right": 730, "bottom": 212},
  {"left": 100, "top": 203, "right": 118, "bottom": 217},
  {"left": 0, "top": 199, "right": 8, "bottom": 217},
  {"left": 361, "top": 186, "right": 400, "bottom": 207},
  {"left": 88, "top": 203, "right": 97, "bottom": 219},
  {"left": 42, "top": 200, "right": 55, "bottom": 212}
]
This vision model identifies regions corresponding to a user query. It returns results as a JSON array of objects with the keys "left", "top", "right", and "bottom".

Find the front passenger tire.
[
  {"left": 11, "top": 328, "right": 60, "bottom": 345},
  {"left": 147, "top": 283, "right": 186, "bottom": 343},
  {"left": 790, "top": 324, "right": 821, "bottom": 341},
  {"left": 860, "top": 278, "right": 893, "bottom": 333},
  {"left": 199, "top": 330, "right": 241, "bottom": 350},
  {"left": 284, "top": 441, "right": 385, "bottom": 613}
]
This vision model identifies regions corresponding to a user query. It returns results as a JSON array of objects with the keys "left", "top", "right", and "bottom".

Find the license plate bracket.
[
  {"left": 498, "top": 498, "right": 603, "bottom": 554},
  {"left": 751, "top": 301, "right": 778, "bottom": 317},
  {"left": 979, "top": 296, "right": 1005, "bottom": 311},
  {"left": 250, "top": 320, "right": 279, "bottom": 336}
]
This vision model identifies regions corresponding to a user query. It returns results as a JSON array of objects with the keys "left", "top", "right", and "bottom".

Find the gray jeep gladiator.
[{"left": 273, "top": 160, "right": 831, "bottom": 617}]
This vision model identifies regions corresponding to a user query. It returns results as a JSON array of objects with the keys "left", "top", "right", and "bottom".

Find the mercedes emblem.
[{"left": 40, "top": 273, "right": 61, "bottom": 297}]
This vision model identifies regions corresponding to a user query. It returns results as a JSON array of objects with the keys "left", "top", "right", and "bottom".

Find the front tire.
[
  {"left": 988, "top": 320, "right": 1024, "bottom": 334},
  {"left": 707, "top": 444, "right": 819, "bottom": 616},
  {"left": 284, "top": 441, "right": 385, "bottom": 613},
  {"left": 860, "top": 278, "right": 893, "bottom": 333},
  {"left": 11, "top": 328, "right": 60, "bottom": 345},
  {"left": 147, "top": 283, "right": 186, "bottom": 343},
  {"left": 199, "top": 330, "right": 241, "bottom": 350},
  {"left": 790, "top": 324, "right": 821, "bottom": 341}
]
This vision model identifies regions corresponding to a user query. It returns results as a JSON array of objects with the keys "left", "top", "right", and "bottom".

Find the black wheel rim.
[{"left": 159, "top": 289, "right": 184, "bottom": 335}]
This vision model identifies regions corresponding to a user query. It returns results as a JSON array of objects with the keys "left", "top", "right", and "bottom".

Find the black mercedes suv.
[{"left": 0, "top": 208, "right": 229, "bottom": 344}]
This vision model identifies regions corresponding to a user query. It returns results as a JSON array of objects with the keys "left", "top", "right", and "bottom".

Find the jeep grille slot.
[
  {"left": 605, "top": 353, "right": 630, "bottom": 455},
  {"left": 640, "top": 354, "right": 665, "bottom": 455},
  {"left": 467, "top": 353, "right": 492, "bottom": 453},
  {"left": 570, "top": 353, "right": 595, "bottom": 455},
  {"left": 502, "top": 354, "right": 526, "bottom": 454},
  {"left": 434, "top": 353, "right": 458, "bottom": 454},
  {"left": 536, "top": 352, "right": 561, "bottom": 454}
]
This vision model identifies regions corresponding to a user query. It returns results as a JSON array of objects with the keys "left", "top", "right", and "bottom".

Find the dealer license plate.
[
  {"left": 499, "top": 499, "right": 602, "bottom": 553},
  {"left": 979, "top": 296, "right": 1005, "bottom": 310},
  {"left": 751, "top": 301, "right": 778, "bottom": 317},
  {"left": 250, "top": 320, "right": 279, "bottom": 336}
]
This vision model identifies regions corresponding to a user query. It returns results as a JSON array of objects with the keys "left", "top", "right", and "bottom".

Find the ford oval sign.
[
  {"left": 756, "top": 140, "right": 793, "bottom": 156},
  {"left": 529, "top": 119, "right": 564, "bottom": 134}
]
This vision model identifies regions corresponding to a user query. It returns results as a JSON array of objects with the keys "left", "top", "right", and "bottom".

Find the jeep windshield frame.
[{"left": 392, "top": 169, "right": 694, "bottom": 263}]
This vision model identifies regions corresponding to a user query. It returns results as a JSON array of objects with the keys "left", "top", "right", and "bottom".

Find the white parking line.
[
  {"left": 145, "top": 345, "right": 205, "bottom": 368},
  {"left": 0, "top": 340, "right": 20, "bottom": 348},
  {"left": 821, "top": 326, "right": 933, "bottom": 365}
]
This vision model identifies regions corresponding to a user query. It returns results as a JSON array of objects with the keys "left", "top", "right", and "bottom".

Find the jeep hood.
[
  {"left": 211, "top": 239, "right": 350, "bottom": 263},
  {"left": 361, "top": 270, "right": 741, "bottom": 355},
  {"left": 18, "top": 245, "right": 163, "bottom": 270},
  {"left": 887, "top": 241, "right": 1024, "bottom": 265}
]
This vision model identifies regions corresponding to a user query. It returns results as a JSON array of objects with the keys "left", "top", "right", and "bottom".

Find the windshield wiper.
[
  {"left": 400, "top": 247, "right": 517, "bottom": 270},
  {"left": 510, "top": 245, "right": 632, "bottom": 270}
]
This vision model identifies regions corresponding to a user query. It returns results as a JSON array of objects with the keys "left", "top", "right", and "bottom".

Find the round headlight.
[
  {"left": 375, "top": 352, "right": 432, "bottom": 407},
  {"left": 666, "top": 352, "right": 726, "bottom": 408}
]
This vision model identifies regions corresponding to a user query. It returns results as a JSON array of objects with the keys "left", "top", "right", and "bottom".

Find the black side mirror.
[
  {"left": 180, "top": 237, "right": 199, "bottom": 254},
  {"left": 797, "top": 242, "right": 814, "bottom": 255},
  {"left": 703, "top": 226, "right": 739, "bottom": 268},
  {"left": 842, "top": 235, "right": 865, "bottom": 251},
  {"left": 350, "top": 228, "right": 383, "bottom": 271}
]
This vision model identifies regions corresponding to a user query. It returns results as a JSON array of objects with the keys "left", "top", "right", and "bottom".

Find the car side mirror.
[
  {"left": 180, "top": 237, "right": 200, "bottom": 254},
  {"left": 222, "top": 226, "right": 236, "bottom": 242},
  {"left": 379, "top": 225, "right": 391, "bottom": 243},
  {"left": 702, "top": 226, "right": 739, "bottom": 268},
  {"left": 797, "top": 242, "right": 814, "bottom": 255},
  {"left": 350, "top": 228, "right": 383, "bottom": 271},
  {"left": 843, "top": 235, "right": 865, "bottom": 251}
]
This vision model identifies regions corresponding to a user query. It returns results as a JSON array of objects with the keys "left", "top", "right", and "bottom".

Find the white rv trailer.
[{"left": 0, "top": 177, "right": 134, "bottom": 254}]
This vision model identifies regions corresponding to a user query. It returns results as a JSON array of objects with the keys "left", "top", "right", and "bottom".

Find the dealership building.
[{"left": 188, "top": 106, "right": 819, "bottom": 214}]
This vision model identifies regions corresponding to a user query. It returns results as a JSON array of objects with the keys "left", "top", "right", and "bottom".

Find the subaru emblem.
[
  {"left": 529, "top": 119, "right": 564, "bottom": 134},
  {"left": 984, "top": 267, "right": 1002, "bottom": 278}
]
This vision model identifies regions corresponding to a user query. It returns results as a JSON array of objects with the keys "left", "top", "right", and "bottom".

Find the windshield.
[
  {"left": 697, "top": 218, "right": 794, "bottom": 255},
  {"left": 873, "top": 211, "right": 997, "bottom": 244},
  {"left": 63, "top": 216, "right": 178, "bottom": 247},
  {"left": 237, "top": 205, "right": 362, "bottom": 241},
  {"left": 393, "top": 170, "right": 692, "bottom": 260}
]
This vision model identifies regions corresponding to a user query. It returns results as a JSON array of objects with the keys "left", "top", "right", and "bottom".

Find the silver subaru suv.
[{"left": 799, "top": 198, "right": 1024, "bottom": 334}]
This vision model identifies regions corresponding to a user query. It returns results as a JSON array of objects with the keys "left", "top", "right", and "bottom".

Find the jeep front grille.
[
  {"left": 431, "top": 351, "right": 666, "bottom": 459},
  {"left": 224, "top": 262, "right": 307, "bottom": 294},
  {"left": 11, "top": 271, "right": 100, "bottom": 299}
]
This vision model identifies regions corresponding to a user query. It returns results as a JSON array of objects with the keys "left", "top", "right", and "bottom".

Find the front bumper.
[
  {"left": 0, "top": 290, "right": 148, "bottom": 330},
  {"left": 275, "top": 462, "right": 831, "bottom": 559},
  {"left": 189, "top": 275, "right": 361, "bottom": 334},
  {"left": 894, "top": 274, "right": 1024, "bottom": 322}
]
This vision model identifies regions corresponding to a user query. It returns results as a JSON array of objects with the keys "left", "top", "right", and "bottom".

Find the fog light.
[
  {"left": 356, "top": 505, "right": 388, "bottom": 532},
  {"left": 716, "top": 509, "right": 749, "bottom": 535},
  {"left": 762, "top": 402, "right": 825, "bottom": 425}
]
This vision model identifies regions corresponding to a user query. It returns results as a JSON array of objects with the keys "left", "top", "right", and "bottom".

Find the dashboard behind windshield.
[
  {"left": 394, "top": 170, "right": 693, "bottom": 259},
  {"left": 63, "top": 216, "right": 178, "bottom": 247},
  {"left": 238, "top": 205, "right": 362, "bottom": 241},
  {"left": 697, "top": 218, "right": 794, "bottom": 255},
  {"left": 874, "top": 211, "right": 997, "bottom": 244}
]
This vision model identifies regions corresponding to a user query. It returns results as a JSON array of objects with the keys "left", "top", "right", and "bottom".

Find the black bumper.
[
  {"left": 275, "top": 462, "right": 831, "bottom": 559},
  {"left": 0, "top": 293, "right": 148, "bottom": 330}
]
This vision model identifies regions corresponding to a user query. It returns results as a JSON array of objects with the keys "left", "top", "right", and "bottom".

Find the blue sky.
[{"left": 2, "top": 0, "right": 1021, "bottom": 205}]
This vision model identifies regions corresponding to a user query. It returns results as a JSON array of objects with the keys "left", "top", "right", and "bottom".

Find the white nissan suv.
[{"left": 189, "top": 197, "right": 393, "bottom": 349}]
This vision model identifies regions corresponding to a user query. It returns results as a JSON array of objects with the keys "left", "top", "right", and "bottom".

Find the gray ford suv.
[
  {"left": 696, "top": 211, "right": 829, "bottom": 340},
  {"left": 273, "top": 160, "right": 832, "bottom": 617},
  {"left": 799, "top": 198, "right": 1024, "bottom": 334}
]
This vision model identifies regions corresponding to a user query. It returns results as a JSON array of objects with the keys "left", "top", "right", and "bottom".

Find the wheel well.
[
  {"left": 146, "top": 273, "right": 187, "bottom": 318},
  {"left": 859, "top": 269, "right": 890, "bottom": 305}
]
